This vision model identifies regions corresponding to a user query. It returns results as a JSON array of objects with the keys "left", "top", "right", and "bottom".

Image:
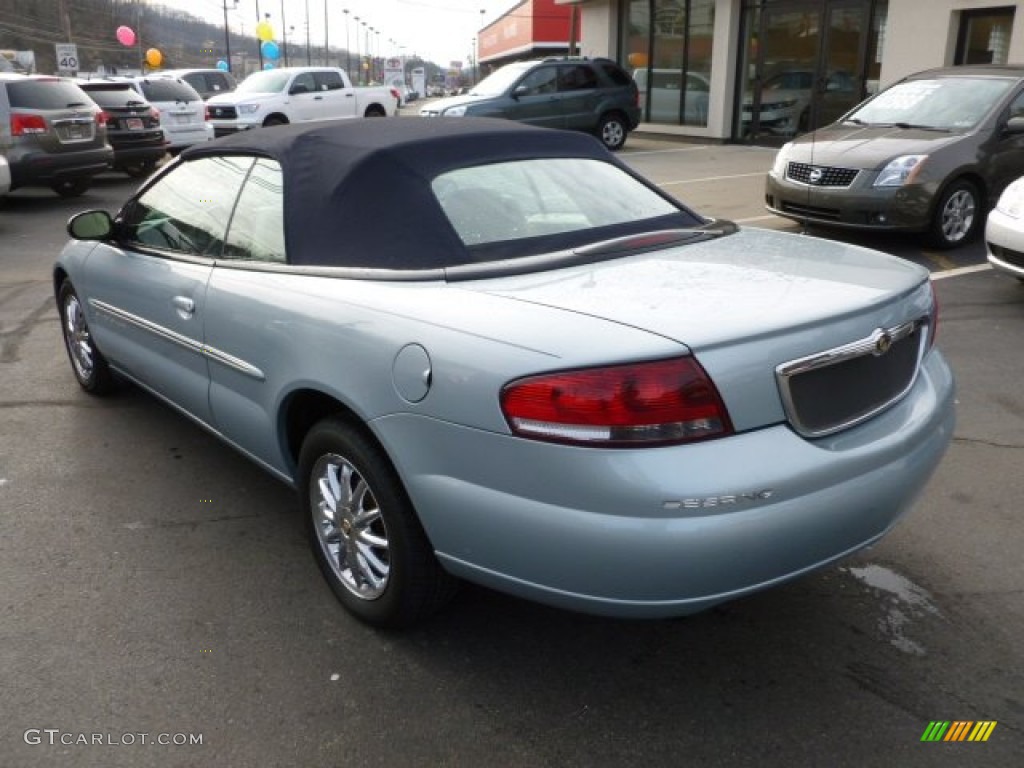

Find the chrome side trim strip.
[{"left": 90, "top": 299, "right": 265, "bottom": 381}]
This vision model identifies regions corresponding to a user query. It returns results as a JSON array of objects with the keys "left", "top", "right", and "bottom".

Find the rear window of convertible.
[{"left": 432, "top": 158, "right": 683, "bottom": 247}]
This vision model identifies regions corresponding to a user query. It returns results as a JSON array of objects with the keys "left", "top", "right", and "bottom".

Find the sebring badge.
[{"left": 663, "top": 490, "right": 774, "bottom": 510}]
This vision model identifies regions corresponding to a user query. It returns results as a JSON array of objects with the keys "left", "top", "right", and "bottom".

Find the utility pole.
[
  {"left": 222, "top": 0, "right": 233, "bottom": 72},
  {"left": 56, "top": 0, "right": 73, "bottom": 42},
  {"left": 305, "top": 0, "right": 311, "bottom": 65}
]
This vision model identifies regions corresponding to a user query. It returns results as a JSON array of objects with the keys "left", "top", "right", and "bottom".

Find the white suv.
[{"left": 125, "top": 75, "right": 213, "bottom": 154}]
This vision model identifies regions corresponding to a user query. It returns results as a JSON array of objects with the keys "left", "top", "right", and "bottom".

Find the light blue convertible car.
[{"left": 54, "top": 118, "right": 955, "bottom": 627}]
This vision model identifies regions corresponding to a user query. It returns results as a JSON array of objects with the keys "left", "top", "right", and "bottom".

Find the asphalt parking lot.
[{"left": 1, "top": 132, "right": 1022, "bottom": 767}]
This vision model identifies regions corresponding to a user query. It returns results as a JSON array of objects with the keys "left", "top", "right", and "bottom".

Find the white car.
[
  {"left": 0, "top": 152, "right": 10, "bottom": 197},
  {"left": 126, "top": 75, "right": 213, "bottom": 154},
  {"left": 986, "top": 176, "right": 1024, "bottom": 281}
]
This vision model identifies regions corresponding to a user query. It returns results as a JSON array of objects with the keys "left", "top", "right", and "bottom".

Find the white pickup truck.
[{"left": 205, "top": 66, "right": 399, "bottom": 136}]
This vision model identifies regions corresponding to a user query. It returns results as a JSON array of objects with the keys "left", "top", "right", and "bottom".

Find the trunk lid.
[{"left": 458, "top": 228, "right": 933, "bottom": 433}]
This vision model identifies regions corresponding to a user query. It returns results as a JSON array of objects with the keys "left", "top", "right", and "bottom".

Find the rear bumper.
[
  {"left": 163, "top": 124, "right": 215, "bottom": 148},
  {"left": 8, "top": 146, "right": 113, "bottom": 189},
  {"left": 372, "top": 349, "right": 955, "bottom": 618}
]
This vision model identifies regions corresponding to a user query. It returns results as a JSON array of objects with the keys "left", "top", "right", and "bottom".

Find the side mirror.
[
  {"left": 67, "top": 210, "right": 114, "bottom": 240},
  {"left": 512, "top": 85, "right": 529, "bottom": 99},
  {"left": 1005, "top": 116, "right": 1024, "bottom": 134}
]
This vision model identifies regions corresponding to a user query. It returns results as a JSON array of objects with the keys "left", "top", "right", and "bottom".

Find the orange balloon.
[
  {"left": 145, "top": 48, "right": 162, "bottom": 68},
  {"left": 628, "top": 52, "right": 649, "bottom": 68}
]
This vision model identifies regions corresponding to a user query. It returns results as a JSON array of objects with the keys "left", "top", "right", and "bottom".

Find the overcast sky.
[{"left": 148, "top": 0, "right": 520, "bottom": 67}]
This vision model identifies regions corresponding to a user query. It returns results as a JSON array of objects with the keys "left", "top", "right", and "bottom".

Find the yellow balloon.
[
  {"left": 256, "top": 21, "right": 274, "bottom": 42},
  {"left": 145, "top": 48, "right": 162, "bottom": 68}
]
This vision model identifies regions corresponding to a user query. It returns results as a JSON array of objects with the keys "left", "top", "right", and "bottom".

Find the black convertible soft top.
[{"left": 181, "top": 117, "right": 698, "bottom": 269}]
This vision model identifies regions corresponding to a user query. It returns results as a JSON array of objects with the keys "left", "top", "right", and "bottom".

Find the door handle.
[
  {"left": 172, "top": 296, "right": 195, "bottom": 318},
  {"left": 314, "top": 95, "right": 323, "bottom": 100}
]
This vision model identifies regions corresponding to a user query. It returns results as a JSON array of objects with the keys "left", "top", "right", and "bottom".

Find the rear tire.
[
  {"left": 597, "top": 113, "right": 628, "bottom": 151},
  {"left": 298, "top": 418, "right": 457, "bottom": 628},
  {"left": 51, "top": 178, "right": 90, "bottom": 197},
  {"left": 364, "top": 105, "right": 386, "bottom": 117},
  {"left": 123, "top": 160, "right": 158, "bottom": 179}
]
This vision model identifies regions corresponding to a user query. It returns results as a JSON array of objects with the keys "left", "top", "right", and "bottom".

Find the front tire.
[
  {"left": 928, "top": 178, "right": 980, "bottom": 249},
  {"left": 58, "top": 281, "right": 115, "bottom": 394},
  {"left": 298, "top": 418, "right": 456, "bottom": 628},
  {"left": 597, "top": 113, "right": 628, "bottom": 151}
]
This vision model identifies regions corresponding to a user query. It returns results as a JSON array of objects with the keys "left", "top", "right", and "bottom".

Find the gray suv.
[
  {"left": 421, "top": 57, "right": 640, "bottom": 150},
  {"left": 0, "top": 74, "right": 113, "bottom": 197}
]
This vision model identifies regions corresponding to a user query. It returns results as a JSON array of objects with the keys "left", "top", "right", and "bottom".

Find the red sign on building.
[{"left": 478, "top": 0, "right": 572, "bottom": 64}]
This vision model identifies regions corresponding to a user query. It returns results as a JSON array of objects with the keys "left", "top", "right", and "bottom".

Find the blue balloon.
[
  {"left": 261, "top": 41, "right": 280, "bottom": 60},
  {"left": 216, "top": 59, "right": 229, "bottom": 71},
  {"left": 263, "top": 62, "right": 275, "bottom": 70}
]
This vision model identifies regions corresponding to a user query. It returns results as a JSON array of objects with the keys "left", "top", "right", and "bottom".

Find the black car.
[
  {"left": 420, "top": 57, "right": 641, "bottom": 151},
  {"left": 78, "top": 81, "right": 166, "bottom": 178}
]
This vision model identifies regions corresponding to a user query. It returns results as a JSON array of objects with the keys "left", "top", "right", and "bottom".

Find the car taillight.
[
  {"left": 149, "top": 107, "right": 160, "bottom": 121},
  {"left": 205, "top": 105, "right": 211, "bottom": 120},
  {"left": 500, "top": 357, "right": 733, "bottom": 447},
  {"left": 390, "top": 87, "right": 400, "bottom": 100},
  {"left": 96, "top": 111, "right": 109, "bottom": 126},
  {"left": 11, "top": 113, "right": 47, "bottom": 135}
]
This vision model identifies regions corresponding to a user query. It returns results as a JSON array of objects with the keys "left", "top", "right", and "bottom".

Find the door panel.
[{"left": 85, "top": 247, "right": 214, "bottom": 423}]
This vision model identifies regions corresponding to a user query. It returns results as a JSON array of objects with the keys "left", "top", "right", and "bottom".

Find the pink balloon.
[{"left": 116, "top": 26, "right": 136, "bottom": 47}]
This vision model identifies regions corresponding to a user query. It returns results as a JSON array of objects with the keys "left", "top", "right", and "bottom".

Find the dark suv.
[
  {"left": 420, "top": 57, "right": 641, "bottom": 150},
  {"left": 0, "top": 73, "right": 113, "bottom": 197},
  {"left": 78, "top": 81, "right": 166, "bottom": 178}
]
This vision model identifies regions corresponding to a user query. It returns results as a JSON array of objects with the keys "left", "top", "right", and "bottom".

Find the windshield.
[
  {"left": 847, "top": 76, "right": 1015, "bottom": 130},
  {"left": 469, "top": 63, "right": 533, "bottom": 97},
  {"left": 433, "top": 158, "right": 686, "bottom": 248},
  {"left": 236, "top": 70, "right": 290, "bottom": 94}
]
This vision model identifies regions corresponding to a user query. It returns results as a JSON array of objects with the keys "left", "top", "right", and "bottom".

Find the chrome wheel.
[
  {"left": 310, "top": 453, "right": 390, "bottom": 600},
  {"left": 63, "top": 292, "right": 95, "bottom": 382},
  {"left": 938, "top": 188, "right": 976, "bottom": 244}
]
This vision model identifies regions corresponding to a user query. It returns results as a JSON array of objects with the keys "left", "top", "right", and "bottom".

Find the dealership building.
[{"left": 477, "top": 1, "right": 1024, "bottom": 142}]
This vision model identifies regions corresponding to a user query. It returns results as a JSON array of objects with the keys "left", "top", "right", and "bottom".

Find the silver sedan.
[{"left": 54, "top": 117, "right": 955, "bottom": 628}]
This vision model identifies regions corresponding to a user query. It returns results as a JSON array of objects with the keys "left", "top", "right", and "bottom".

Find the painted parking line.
[
  {"left": 919, "top": 249, "right": 960, "bottom": 272},
  {"left": 625, "top": 145, "right": 711, "bottom": 156},
  {"left": 659, "top": 172, "right": 768, "bottom": 186},
  {"left": 930, "top": 263, "right": 991, "bottom": 280}
]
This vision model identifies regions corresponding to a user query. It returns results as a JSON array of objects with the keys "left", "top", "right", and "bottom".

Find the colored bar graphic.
[
  {"left": 921, "top": 722, "right": 949, "bottom": 742},
  {"left": 921, "top": 721, "right": 997, "bottom": 742},
  {"left": 968, "top": 722, "right": 998, "bottom": 742}
]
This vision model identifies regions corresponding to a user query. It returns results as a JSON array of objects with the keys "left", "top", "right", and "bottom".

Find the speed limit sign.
[{"left": 56, "top": 43, "right": 79, "bottom": 74}]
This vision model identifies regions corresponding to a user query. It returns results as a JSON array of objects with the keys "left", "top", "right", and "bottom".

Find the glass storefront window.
[
  {"left": 956, "top": 7, "right": 1015, "bottom": 65},
  {"left": 623, "top": 1, "right": 714, "bottom": 127}
]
